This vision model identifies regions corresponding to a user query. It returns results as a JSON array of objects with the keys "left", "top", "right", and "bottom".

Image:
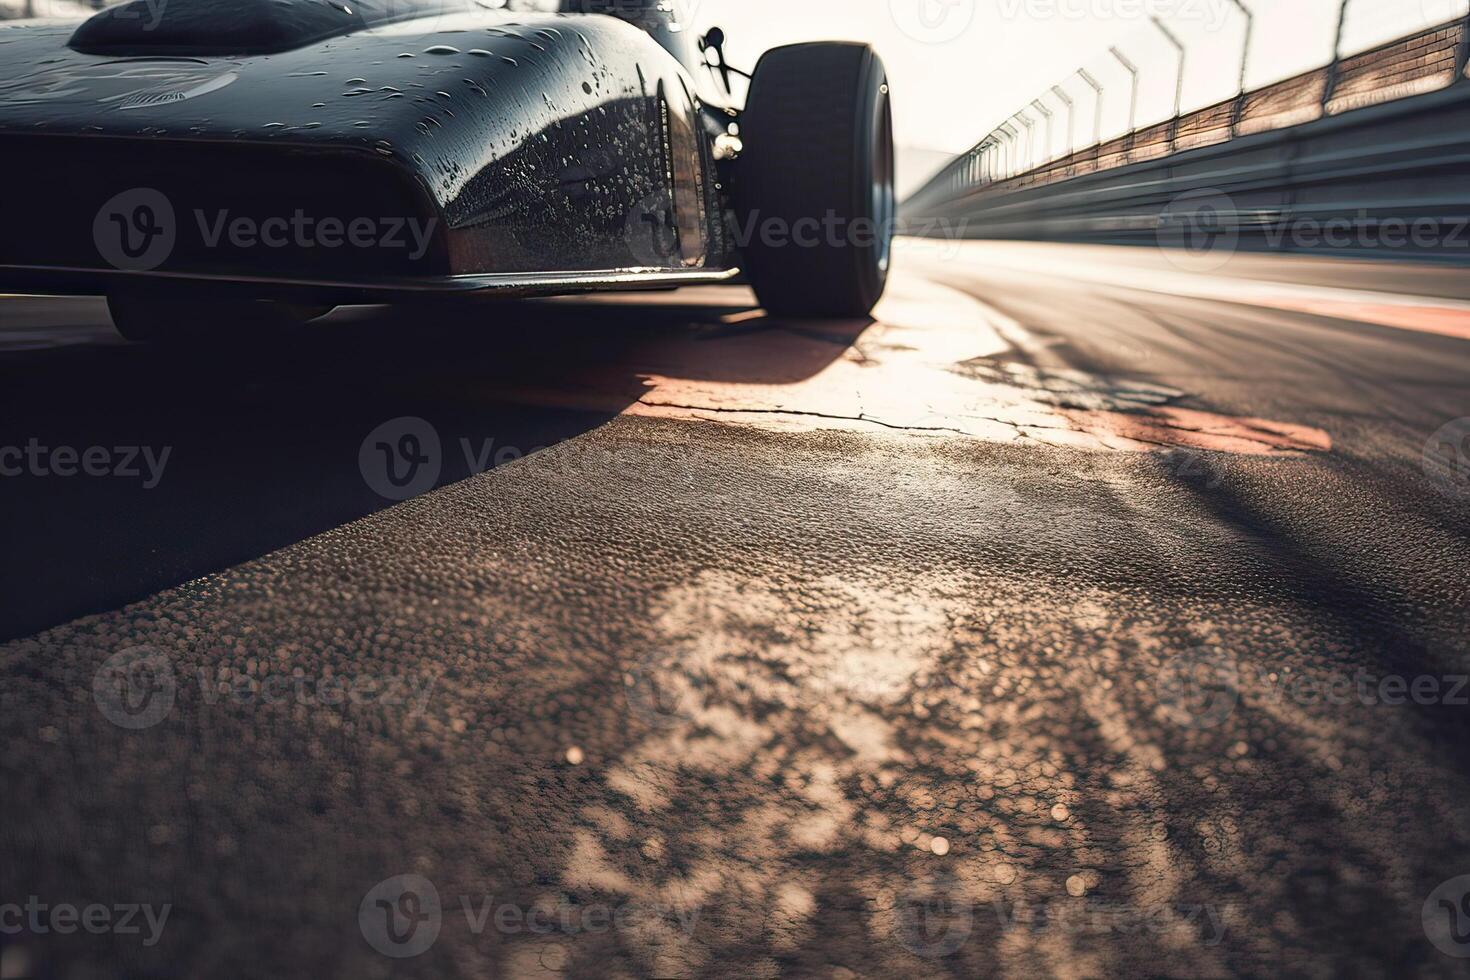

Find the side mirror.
[
  {"left": 699, "top": 27, "right": 726, "bottom": 58},
  {"left": 699, "top": 27, "right": 733, "bottom": 93}
]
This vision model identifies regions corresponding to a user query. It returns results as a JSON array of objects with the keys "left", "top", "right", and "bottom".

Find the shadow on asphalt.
[{"left": 0, "top": 295, "right": 868, "bottom": 641}]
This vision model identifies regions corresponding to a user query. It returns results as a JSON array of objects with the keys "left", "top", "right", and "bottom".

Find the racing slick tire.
[
  {"left": 107, "top": 288, "right": 333, "bottom": 345},
  {"left": 733, "top": 42, "right": 894, "bottom": 319}
]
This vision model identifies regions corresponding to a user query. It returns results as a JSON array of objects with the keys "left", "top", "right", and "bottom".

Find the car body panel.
[{"left": 0, "top": 5, "right": 735, "bottom": 299}]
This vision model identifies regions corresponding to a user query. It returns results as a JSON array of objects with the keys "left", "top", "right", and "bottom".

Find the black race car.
[{"left": 0, "top": 0, "right": 894, "bottom": 342}]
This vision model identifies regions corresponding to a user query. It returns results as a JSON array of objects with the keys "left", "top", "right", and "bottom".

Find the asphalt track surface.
[{"left": 3, "top": 240, "right": 1470, "bottom": 978}]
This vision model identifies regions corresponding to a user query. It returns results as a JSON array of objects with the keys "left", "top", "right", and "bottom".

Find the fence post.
[
  {"left": 1110, "top": 47, "right": 1139, "bottom": 132},
  {"left": 1032, "top": 99, "right": 1053, "bottom": 163},
  {"left": 1016, "top": 112, "right": 1035, "bottom": 172},
  {"left": 1152, "top": 18, "right": 1186, "bottom": 149},
  {"left": 1109, "top": 46, "right": 1139, "bottom": 160},
  {"left": 1077, "top": 69, "right": 1103, "bottom": 147},
  {"left": 1228, "top": 0, "right": 1253, "bottom": 134},
  {"left": 1051, "top": 85, "right": 1075, "bottom": 159},
  {"left": 1323, "top": 0, "right": 1349, "bottom": 112},
  {"left": 997, "top": 124, "right": 1017, "bottom": 179}
]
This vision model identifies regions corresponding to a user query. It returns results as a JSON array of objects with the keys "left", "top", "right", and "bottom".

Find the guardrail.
[
  {"left": 907, "top": 1, "right": 1470, "bottom": 223},
  {"left": 904, "top": 77, "right": 1470, "bottom": 263}
]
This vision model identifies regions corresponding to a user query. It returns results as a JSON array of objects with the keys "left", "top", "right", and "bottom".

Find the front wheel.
[
  {"left": 107, "top": 288, "right": 333, "bottom": 345},
  {"left": 732, "top": 42, "right": 895, "bottom": 319}
]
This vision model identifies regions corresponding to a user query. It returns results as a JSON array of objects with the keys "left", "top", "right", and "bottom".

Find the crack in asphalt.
[
  {"left": 643, "top": 395, "right": 1118, "bottom": 443},
  {"left": 638, "top": 397, "right": 1325, "bottom": 457},
  {"left": 636, "top": 399, "right": 975, "bottom": 436}
]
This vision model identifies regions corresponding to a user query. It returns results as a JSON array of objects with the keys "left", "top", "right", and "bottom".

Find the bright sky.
[{"left": 686, "top": 0, "right": 1465, "bottom": 190}]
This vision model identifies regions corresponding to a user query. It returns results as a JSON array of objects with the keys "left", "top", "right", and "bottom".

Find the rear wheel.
[
  {"left": 107, "top": 288, "right": 332, "bottom": 345},
  {"left": 733, "top": 42, "right": 894, "bottom": 318}
]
